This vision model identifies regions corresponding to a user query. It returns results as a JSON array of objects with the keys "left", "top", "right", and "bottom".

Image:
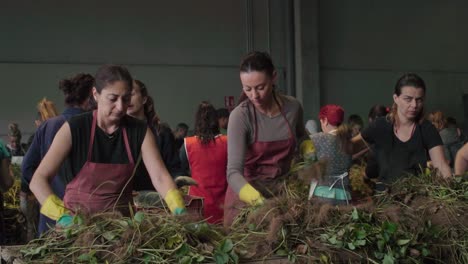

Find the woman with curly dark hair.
[
  {"left": 179, "top": 101, "right": 228, "bottom": 224},
  {"left": 22, "top": 73, "right": 95, "bottom": 234}
]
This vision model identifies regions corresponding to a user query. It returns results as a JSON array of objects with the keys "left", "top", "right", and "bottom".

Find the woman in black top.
[
  {"left": 127, "top": 80, "right": 181, "bottom": 190},
  {"left": 30, "top": 65, "right": 186, "bottom": 226},
  {"left": 353, "top": 73, "right": 451, "bottom": 184}
]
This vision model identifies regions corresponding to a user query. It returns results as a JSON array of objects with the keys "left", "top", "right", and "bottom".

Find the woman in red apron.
[
  {"left": 224, "top": 52, "right": 306, "bottom": 227},
  {"left": 30, "top": 65, "right": 185, "bottom": 226},
  {"left": 180, "top": 101, "right": 228, "bottom": 224}
]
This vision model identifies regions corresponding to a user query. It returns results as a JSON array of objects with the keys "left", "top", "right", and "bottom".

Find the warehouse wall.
[
  {"left": 0, "top": 0, "right": 293, "bottom": 139},
  {"left": 317, "top": 0, "right": 468, "bottom": 126}
]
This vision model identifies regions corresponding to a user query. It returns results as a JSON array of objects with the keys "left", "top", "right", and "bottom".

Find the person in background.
[
  {"left": 127, "top": 80, "right": 181, "bottom": 191},
  {"left": 7, "top": 123, "right": 26, "bottom": 156},
  {"left": 30, "top": 65, "right": 185, "bottom": 228},
  {"left": 19, "top": 98, "right": 58, "bottom": 240},
  {"left": 455, "top": 143, "right": 468, "bottom": 175},
  {"left": 216, "top": 108, "right": 230, "bottom": 135},
  {"left": 368, "top": 105, "right": 389, "bottom": 123},
  {"left": 309, "top": 105, "right": 353, "bottom": 205},
  {"left": 22, "top": 73, "right": 95, "bottom": 234},
  {"left": 348, "top": 114, "right": 364, "bottom": 137},
  {"left": 427, "top": 111, "right": 463, "bottom": 166},
  {"left": 305, "top": 119, "right": 319, "bottom": 135},
  {"left": 365, "top": 105, "right": 390, "bottom": 179},
  {"left": 174, "top": 123, "right": 189, "bottom": 151},
  {"left": 26, "top": 98, "right": 59, "bottom": 151},
  {"left": 180, "top": 101, "right": 228, "bottom": 224},
  {"left": 224, "top": 51, "right": 307, "bottom": 227},
  {"left": 0, "top": 139, "right": 14, "bottom": 244},
  {"left": 446, "top": 117, "right": 466, "bottom": 143},
  {"left": 353, "top": 73, "right": 451, "bottom": 187}
]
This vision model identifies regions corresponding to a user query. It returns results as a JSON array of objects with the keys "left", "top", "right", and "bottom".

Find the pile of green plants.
[
  {"left": 20, "top": 167, "right": 468, "bottom": 263},
  {"left": 21, "top": 209, "right": 238, "bottom": 264},
  {"left": 229, "top": 169, "right": 468, "bottom": 263}
]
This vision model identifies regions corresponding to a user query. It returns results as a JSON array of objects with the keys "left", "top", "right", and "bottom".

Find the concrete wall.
[
  {"left": 0, "top": 0, "right": 293, "bottom": 140},
  {"left": 317, "top": 0, "right": 467, "bottom": 125}
]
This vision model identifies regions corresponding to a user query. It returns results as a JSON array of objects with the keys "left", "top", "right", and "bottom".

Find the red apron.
[
  {"left": 185, "top": 135, "right": 228, "bottom": 224},
  {"left": 64, "top": 110, "right": 135, "bottom": 216},
  {"left": 224, "top": 98, "right": 296, "bottom": 227}
]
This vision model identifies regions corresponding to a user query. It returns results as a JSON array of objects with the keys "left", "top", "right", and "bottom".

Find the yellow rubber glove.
[
  {"left": 239, "top": 183, "right": 265, "bottom": 206},
  {"left": 300, "top": 139, "right": 316, "bottom": 161},
  {"left": 40, "top": 194, "right": 68, "bottom": 221},
  {"left": 164, "top": 188, "right": 186, "bottom": 215}
]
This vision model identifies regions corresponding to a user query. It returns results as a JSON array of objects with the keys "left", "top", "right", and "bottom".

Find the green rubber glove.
[{"left": 57, "top": 214, "right": 73, "bottom": 228}]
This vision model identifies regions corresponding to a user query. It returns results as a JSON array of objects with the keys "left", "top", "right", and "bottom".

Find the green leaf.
[
  {"left": 176, "top": 243, "right": 190, "bottom": 257},
  {"left": 397, "top": 239, "right": 411, "bottom": 246},
  {"left": 399, "top": 245, "right": 407, "bottom": 256},
  {"left": 134, "top": 211, "right": 145, "bottom": 224},
  {"left": 336, "top": 241, "right": 344, "bottom": 248},
  {"left": 214, "top": 252, "right": 229, "bottom": 264},
  {"left": 230, "top": 252, "right": 239, "bottom": 263},
  {"left": 320, "top": 234, "right": 329, "bottom": 241},
  {"left": 355, "top": 239, "right": 366, "bottom": 246},
  {"left": 221, "top": 239, "right": 234, "bottom": 253},
  {"left": 180, "top": 256, "right": 192, "bottom": 264},
  {"left": 248, "top": 223, "right": 256, "bottom": 231},
  {"left": 347, "top": 243, "right": 356, "bottom": 250},
  {"left": 377, "top": 240, "right": 385, "bottom": 252},
  {"left": 383, "top": 221, "right": 397, "bottom": 234},
  {"left": 77, "top": 253, "right": 91, "bottom": 261},
  {"left": 352, "top": 208, "right": 359, "bottom": 221},
  {"left": 167, "top": 234, "right": 182, "bottom": 248},
  {"left": 356, "top": 230, "right": 367, "bottom": 239},
  {"left": 374, "top": 251, "right": 384, "bottom": 260},
  {"left": 143, "top": 254, "right": 152, "bottom": 264},
  {"left": 195, "top": 254, "right": 205, "bottom": 262},
  {"left": 74, "top": 215, "right": 84, "bottom": 225},
  {"left": 327, "top": 235, "right": 338, "bottom": 245},
  {"left": 382, "top": 254, "right": 395, "bottom": 264},
  {"left": 276, "top": 249, "right": 288, "bottom": 256},
  {"left": 422, "top": 247, "right": 430, "bottom": 257},
  {"left": 102, "top": 231, "right": 117, "bottom": 241},
  {"left": 319, "top": 254, "right": 329, "bottom": 264}
]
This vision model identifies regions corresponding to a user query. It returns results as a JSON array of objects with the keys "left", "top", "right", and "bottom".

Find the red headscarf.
[{"left": 319, "top": 104, "right": 344, "bottom": 126}]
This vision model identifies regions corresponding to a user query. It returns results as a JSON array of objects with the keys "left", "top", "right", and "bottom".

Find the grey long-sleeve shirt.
[{"left": 227, "top": 94, "right": 305, "bottom": 193}]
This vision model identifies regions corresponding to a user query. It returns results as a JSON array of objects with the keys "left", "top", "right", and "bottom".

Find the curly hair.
[
  {"left": 194, "top": 101, "right": 220, "bottom": 145},
  {"left": 59, "top": 73, "right": 94, "bottom": 107}
]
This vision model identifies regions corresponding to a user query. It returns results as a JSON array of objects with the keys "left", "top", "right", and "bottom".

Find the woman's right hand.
[
  {"left": 239, "top": 183, "right": 265, "bottom": 206},
  {"left": 40, "top": 194, "right": 70, "bottom": 222}
]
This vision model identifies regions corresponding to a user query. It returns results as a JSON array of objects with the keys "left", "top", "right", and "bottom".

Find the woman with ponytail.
[
  {"left": 309, "top": 105, "right": 353, "bottom": 205},
  {"left": 224, "top": 51, "right": 306, "bottom": 227},
  {"left": 179, "top": 101, "right": 228, "bottom": 224},
  {"left": 353, "top": 73, "right": 451, "bottom": 186},
  {"left": 127, "top": 80, "right": 181, "bottom": 191}
]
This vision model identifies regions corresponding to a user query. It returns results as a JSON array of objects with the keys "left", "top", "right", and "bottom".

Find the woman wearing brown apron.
[
  {"left": 224, "top": 52, "right": 306, "bottom": 227},
  {"left": 30, "top": 65, "right": 185, "bottom": 226}
]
